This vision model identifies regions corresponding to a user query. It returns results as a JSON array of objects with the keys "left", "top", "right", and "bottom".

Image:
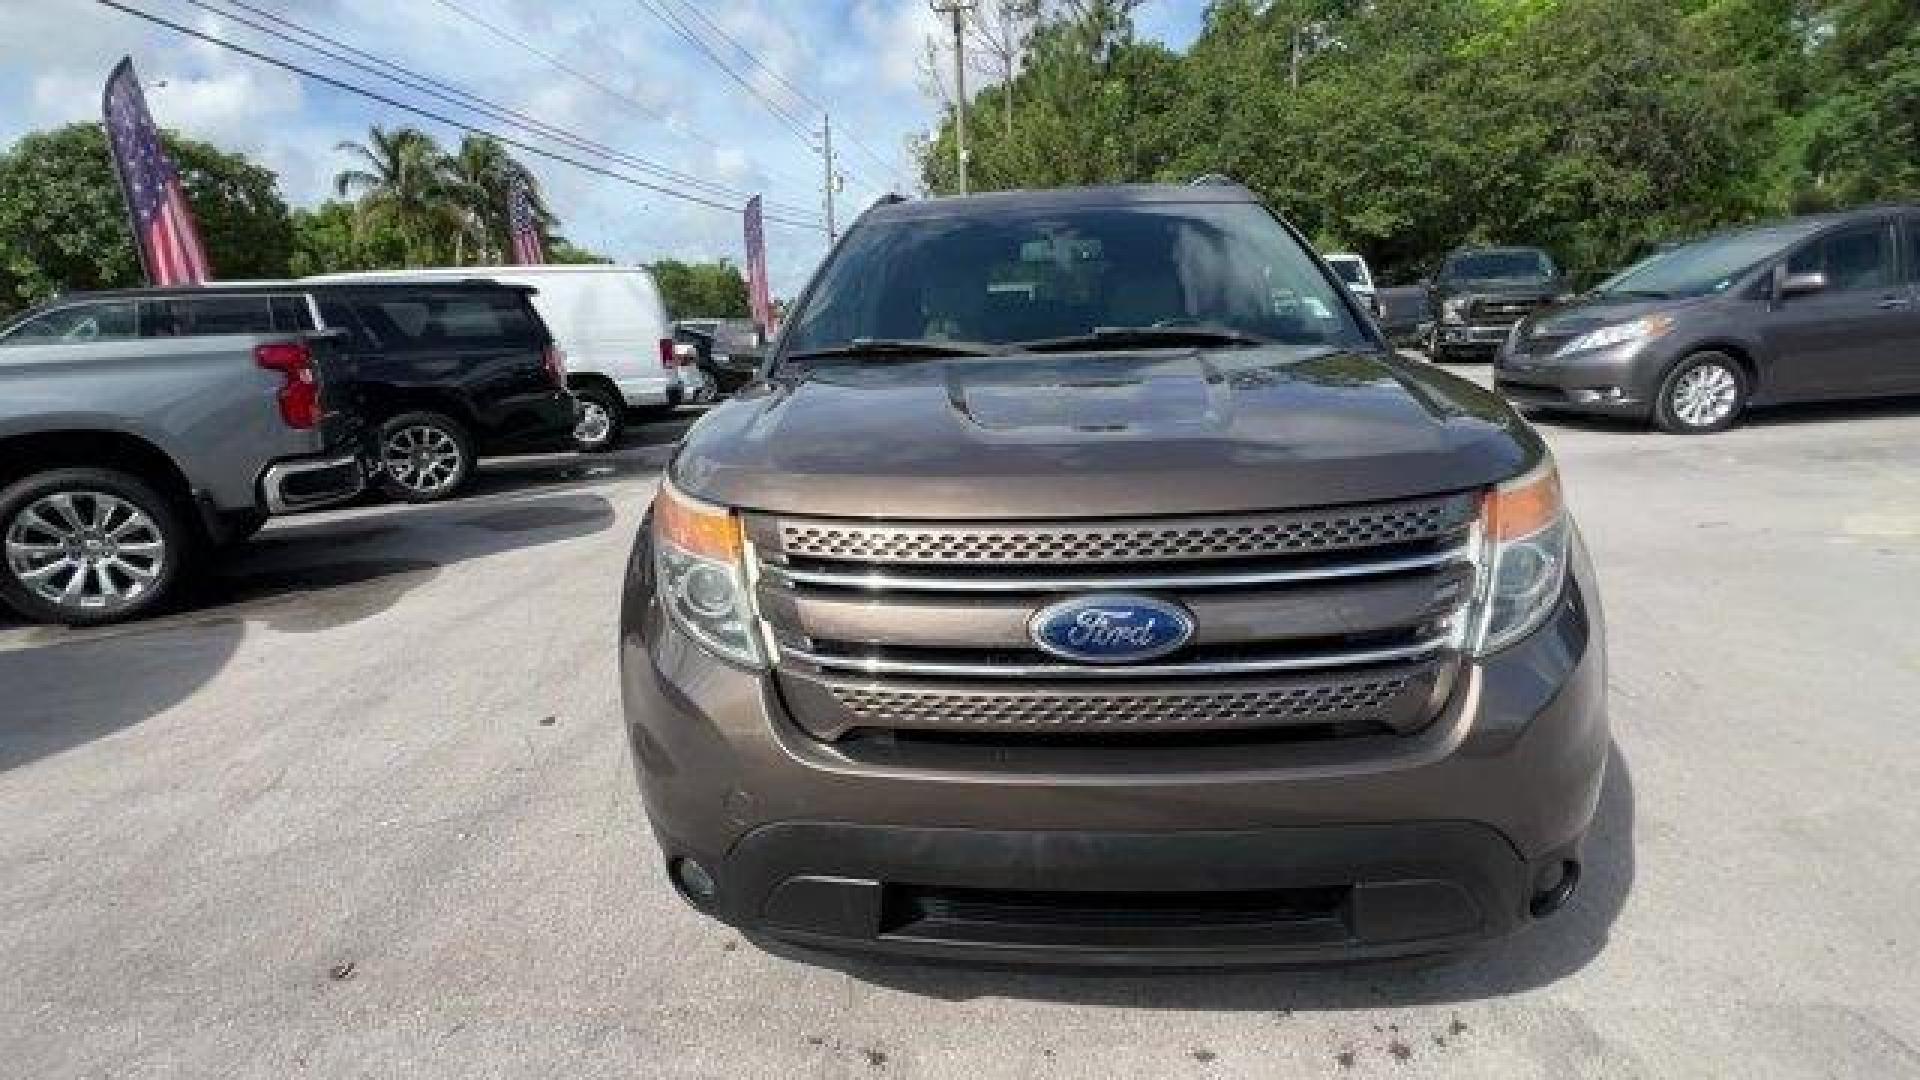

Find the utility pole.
[
  {"left": 930, "top": 0, "right": 975, "bottom": 194},
  {"left": 821, "top": 113, "right": 839, "bottom": 242}
]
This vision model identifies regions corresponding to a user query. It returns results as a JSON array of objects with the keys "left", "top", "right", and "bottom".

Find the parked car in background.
[
  {"left": 1427, "top": 246, "right": 1568, "bottom": 361},
  {"left": 0, "top": 290, "right": 367, "bottom": 624},
  {"left": 621, "top": 183, "right": 1606, "bottom": 966},
  {"left": 312, "top": 265, "right": 687, "bottom": 452},
  {"left": 675, "top": 317, "right": 764, "bottom": 395},
  {"left": 309, "top": 282, "right": 577, "bottom": 497},
  {"left": 1497, "top": 205, "right": 1920, "bottom": 433},
  {"left": 1324, "top": 252, "right": 1378, "bottom": 315},
  {"left": 5, "top": 281, "right": 579, "bottom": 502},
  {"left": 1373, "top": 284, "right": 1431, "bottom": 346}
]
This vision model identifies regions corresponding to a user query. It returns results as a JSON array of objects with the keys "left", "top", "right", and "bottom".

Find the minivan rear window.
[{"left": 352, "top": 292, "right": 540, "bottom": 351}]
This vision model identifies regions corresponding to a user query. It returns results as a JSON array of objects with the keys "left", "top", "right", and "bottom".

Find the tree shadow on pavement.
[
  {"left": 820, "top": 742, "right": 1636, "bottom": 1010},
  {"left": 0, "top": 489, "right": 618, "bottom": 773}
]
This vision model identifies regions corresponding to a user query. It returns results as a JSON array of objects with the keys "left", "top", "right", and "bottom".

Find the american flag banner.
[
  {"left": 507, "top": 174, "right": 545, "bottom": 265},
  {"left": 743, "top": 196, "right": 773, "bottom": 330},
  {"left": 102, "top": 57, "right": 210, "bottom": 286}
]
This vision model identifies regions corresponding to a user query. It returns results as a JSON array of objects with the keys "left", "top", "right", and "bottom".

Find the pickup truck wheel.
[
  {"left": 0, "top": 468, "right": 185, "bottom": 626},
  {"left": 1654, "top": 352, "right": 1747, "bottom": 434},
  {"left": 571, "top": 385, "right": 625, "bottom": 453},
  {"left": 378, "top": 412, "right": 474, "bottom": 502}
]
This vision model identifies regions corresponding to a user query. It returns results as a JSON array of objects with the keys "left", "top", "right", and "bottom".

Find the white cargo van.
[{"left": 308, "top": 265, "right": 699, "bottom": 450}]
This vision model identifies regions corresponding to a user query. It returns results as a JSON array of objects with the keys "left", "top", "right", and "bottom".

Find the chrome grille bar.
[
  {"left": 781, "top": 634, "right": 1453, "bottom": 680},
  {"left": 766, "top": 545, "right": 1470, "bottom": 593}
]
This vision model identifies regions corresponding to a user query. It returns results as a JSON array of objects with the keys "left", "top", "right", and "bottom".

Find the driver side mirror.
[{"left": 1777, "top": 268, "right": 1827, "bottom": 299}]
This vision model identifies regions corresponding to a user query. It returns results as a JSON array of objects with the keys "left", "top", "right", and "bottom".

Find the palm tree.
[
  {"left": 333, "top": 125, "right": 455, "bottom": 266},
  {"left": 442, "top": 135, "right": 555, "bottom": 265}
]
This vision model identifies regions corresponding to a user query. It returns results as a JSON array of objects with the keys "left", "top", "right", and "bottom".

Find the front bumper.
[
  {"left": 1432, "top": 324, "right": 1514, "bottom": 356},
  {"left": 1495, "top": 344, "right": 1658, "bottom": 418},
  {"left": 620, "top": 537, "right": 1608, "bottom": 966}
]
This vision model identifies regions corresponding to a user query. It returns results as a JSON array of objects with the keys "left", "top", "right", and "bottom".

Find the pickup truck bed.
[{"left": 0, "top": 332, "right": 367, "bottom": 625}]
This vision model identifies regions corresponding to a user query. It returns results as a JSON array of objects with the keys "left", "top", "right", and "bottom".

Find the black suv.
[
  {"left": 309, "top": 282, "right": 576, "bottom": 500},
  {"left": 1427, "top": 246, "right": 1567, "bottom": 362},
  {"left": 1, "top": 282, "right": 578, "bottom": 501},
  {"left": 1497, "top": 205, "right": 1920, "bottom": 432}
]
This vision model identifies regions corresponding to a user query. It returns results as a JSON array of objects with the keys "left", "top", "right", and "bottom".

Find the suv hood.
[{"left": 672, "top": 349, "right": 1538, "bottom": 519}]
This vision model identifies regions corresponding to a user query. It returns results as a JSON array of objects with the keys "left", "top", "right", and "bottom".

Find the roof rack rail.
[{"left": 1189, "top": 173, "right": 1241, "bottom": 187}]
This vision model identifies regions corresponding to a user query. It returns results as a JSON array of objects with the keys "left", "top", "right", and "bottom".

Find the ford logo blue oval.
[{"left": 1028, "top": 594, "right": 1196, "bottom": 664}]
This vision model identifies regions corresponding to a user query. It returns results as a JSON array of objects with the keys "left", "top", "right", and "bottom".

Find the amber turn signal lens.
[
  {"left": 1483, "top": 462, "right": 1563, "bottom": 542},
  {"left": 654, "top": 482, "right": 742, "bottom": 560}
]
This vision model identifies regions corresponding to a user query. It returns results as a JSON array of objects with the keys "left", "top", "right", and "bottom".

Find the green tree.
[
  {"left": 333, "top": 124, "right": 455, "bottom": 266},
  {"left": 288, "top": 199, "right": 407, "bottom": 277},
  {"left": 649, "top": 258, "right": 750, "bottom": 318},
  {"left": 0, "top": 123, "right": 292, "bottom": 318},
  {"left": 442, "top": 135, "right": 554, "bottom": 264},
  {"left": 1800, "top": 0, "right": 1920, "bottom": 205}
]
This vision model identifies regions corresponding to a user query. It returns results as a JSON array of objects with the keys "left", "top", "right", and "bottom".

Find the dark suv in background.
[
  {"left": 621, "top": 184, "right": 1608, "bottom": 967},
  {"left": 1, "top": 282, "right": 578, "bottom": 500},
  {"left": 1497, "top": 205, "right": 1920, "bottom": 432},
  {"left": 1427, "top": 246, "right": 1568, "bottom": 362}
]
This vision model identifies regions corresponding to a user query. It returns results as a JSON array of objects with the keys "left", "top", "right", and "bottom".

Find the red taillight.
[
  {"left": 659, "top": 337, "right": 678, "bottom": 369},
  {"left": 543, "top": 344, "right": 568, "bottom": 386},
  {"left": 255, "top": 341, "right": 319, "bottom": 430}
]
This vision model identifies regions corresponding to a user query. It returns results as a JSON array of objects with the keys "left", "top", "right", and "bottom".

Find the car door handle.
[{"left": 1878, "top": 298, "right": 1912, "bottom": 309}]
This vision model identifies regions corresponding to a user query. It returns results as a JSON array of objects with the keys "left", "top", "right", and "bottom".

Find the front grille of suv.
[{"left": 747, "top": 495, "right": 1481, "bottom": 747}]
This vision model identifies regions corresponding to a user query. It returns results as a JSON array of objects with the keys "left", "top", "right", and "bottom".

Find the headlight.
[
  {"left": 1556, "top": 314, "right": 1674, "bottom": 356},
  {"left": 652, "top": 480, "right": 767, "bottom": 668},
  {"left": 1441, "top": 297, "right": 1468, "bottom": 323},
  {"left": 1459, "top": 459, "right": 1571, "bottom": 656}
]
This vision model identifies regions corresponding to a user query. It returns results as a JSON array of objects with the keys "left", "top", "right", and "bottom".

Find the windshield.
[
  {"left": 1596, "top": 224, "right": 1821, "bottom": 298},
  {"left": 1443, "top": 249, "right": 1554, "bottom": 282},
  {"left": 781, "top": 202, "right": 1368, "bottom": 359}
]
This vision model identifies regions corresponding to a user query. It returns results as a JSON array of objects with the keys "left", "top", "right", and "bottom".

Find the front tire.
[
  {"left": 377, "top": 411, "right": 475, "bottom": 502},
  {"left": 571, "top": 384, "right": 626, "bottom": 453},
  {"left": 1654, "top": 352, "right": 1748, "bottom": 434},
  {"left": 0, "top": 467, "right": 187, "bottom": 626}
]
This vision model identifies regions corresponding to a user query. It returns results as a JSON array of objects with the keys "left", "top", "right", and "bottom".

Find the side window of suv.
[
  {"left": 1787, "top": 223, "right": 1896, "bottom": 292},
  {"left": 0, "top": 300, "right": 140, "bottom": 346},
  {"left": 350, "top": 292, "right": 539, "bottom": 351}
]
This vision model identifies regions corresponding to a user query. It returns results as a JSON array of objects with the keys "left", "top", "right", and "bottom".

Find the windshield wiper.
[
  {"left": 1015, "top": 326, "right": 1275, "bottom": 353},
  {"left": 784, "top": 337, "right": 1005, "bottom": 362},
  {"left": 1600, "top": 288, "right": 1672, "bottom": 300}
]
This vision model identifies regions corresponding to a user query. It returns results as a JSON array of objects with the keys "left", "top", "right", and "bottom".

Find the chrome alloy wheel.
[
  {"left": 4, "top": 491, "right": 166, "bottom": 614},
  {"left": 1671, "top": 362, "right": 1739, "bottom": 427},
  {"left": 383, "top": 423, "right": 463, "bottom": 496},
  {"left": 574, "top": 398, "right": 613, "bottom": 447}
]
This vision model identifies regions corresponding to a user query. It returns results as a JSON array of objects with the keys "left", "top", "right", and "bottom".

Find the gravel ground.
[{"left": 2, "top": 372, "right": 1917, "bottom": 1079}]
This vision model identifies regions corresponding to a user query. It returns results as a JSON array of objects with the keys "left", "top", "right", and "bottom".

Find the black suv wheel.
[{"left": 378, "top": 411, "right": 475, "bottom": 502}]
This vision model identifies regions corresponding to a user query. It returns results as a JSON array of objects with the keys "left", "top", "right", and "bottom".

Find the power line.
[
  {"left": 95, "top": 1, "right": 828, "bottom": 231},
  {"left": 181, "top": 0, "right": 821, "bottom": 219},
  {"left": 631, "top": 0, "right": 818, "bottom": 145},
  {"left": 652, "top": 0, "right": 912, "bottom": 193},
  {"left": 423, "top": 0, "right": 818, "bottom": 193}
]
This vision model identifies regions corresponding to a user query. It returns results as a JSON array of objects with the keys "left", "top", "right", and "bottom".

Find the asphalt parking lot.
[{"left": 2, "top": 368, "right": 1917, "bottom": 1079}]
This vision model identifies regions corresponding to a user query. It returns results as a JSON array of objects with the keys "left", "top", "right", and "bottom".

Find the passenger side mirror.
[{"left": 1777, "top": 269, "right": 1827, "bottom": 299}]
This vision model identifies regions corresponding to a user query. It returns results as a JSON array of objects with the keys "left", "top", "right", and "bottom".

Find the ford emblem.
[{"left": 1028, "top": 594, "right": 1196, "bottom": 664}]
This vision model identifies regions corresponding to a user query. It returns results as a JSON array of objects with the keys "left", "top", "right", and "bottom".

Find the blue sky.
[{"left": 1, "top": 0, "right": 1209, "bottom": 295}]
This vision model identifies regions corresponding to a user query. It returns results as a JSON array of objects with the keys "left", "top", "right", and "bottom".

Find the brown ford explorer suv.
[{"left": 619, "top": 183, "right": 1608, "bottom": 967}]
